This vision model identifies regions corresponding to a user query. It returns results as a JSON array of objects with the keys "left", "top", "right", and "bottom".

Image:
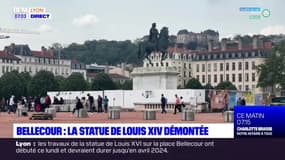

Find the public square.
[{"left": 0, "top": 111, "right": 225, "bottom": 138}]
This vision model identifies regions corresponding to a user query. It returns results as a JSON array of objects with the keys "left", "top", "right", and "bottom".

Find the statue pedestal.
[{"left": 131, "top": 67, "right": 178, "bottom": 90}]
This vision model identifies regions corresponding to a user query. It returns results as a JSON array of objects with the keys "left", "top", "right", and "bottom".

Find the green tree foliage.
[
  {"left": 257, "top": 41, "right": 285, "bottom": 90},
  {"left": 0, "top": 71, "right": 25, "bottom": 99},
  {"left": 62, "top": 40, "right": 139, "bottom": 65},
  {"left": 18, "top": 72, "right": 32, "bottom": 96},
  {"left": 63, "top": 73, "right": 88, "bottom": 91},
  {"left": 91, "top": 73, "right": 117, "bottom": 90},
  {"left": 116, "top": 80, "right": 133, "bottom": 90},
  {"left": 215, "top": 81, "right": 237, "bottom": 90},
  {"left": 204, "top": 83, "right": 214, "bottom": 89},
  {"left": 185, "top": 78, "right": 203, "bottom": 89},
  {"left": 55, "top": 76, "right": 66, "bottom": 91},
  {"left": 28, "top": 71, "right": 58, "bottom": 96}
]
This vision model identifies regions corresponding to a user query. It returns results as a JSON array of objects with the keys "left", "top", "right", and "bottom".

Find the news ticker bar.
[{"left": 13, "top": 123, "right": 234, "bottom": 139}]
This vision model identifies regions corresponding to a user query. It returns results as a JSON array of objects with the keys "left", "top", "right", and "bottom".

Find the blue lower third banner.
[
  {"left": 234, "top": 106, "right": 285, "bottom": 137},
  {"left": 13, "top": 123, "right": 233, "bottom": 139}
]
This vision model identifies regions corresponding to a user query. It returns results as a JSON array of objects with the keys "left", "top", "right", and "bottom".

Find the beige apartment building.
[{"left": 144, "top": 36, "right": 272, "bottom": 92}]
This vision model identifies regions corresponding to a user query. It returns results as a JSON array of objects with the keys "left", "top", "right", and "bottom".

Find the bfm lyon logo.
[
  {"left": 239, "top": 7, "right": 270, "bottom": 20},
  {"left": 261, "top": 9, "right": 270, "bottom": 18}
]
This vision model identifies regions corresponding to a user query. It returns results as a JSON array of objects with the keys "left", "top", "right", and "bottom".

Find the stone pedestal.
[
  {"left": 224, "top": 111, "right": 234, "bottom": 122},
  {"left": 74, "top": 109, "right": 88, "bottom": 118},
  {"left": 144, "top": 110, "right": 156, "bottom": 120},
  {"left": 16, "top": 107, "right": 28, "bottom": 117},
  {"left": 132, "top": 67, "right": 178, "bottom": 90},
  {"left": 45, "top": 108, "right": 56, "bottom": 118},
  {"left": 108, "top": 109, "right": 120, "bottom": 119},
  {"left": 182, "top": 110, "right": 195, "bottom": 121}
]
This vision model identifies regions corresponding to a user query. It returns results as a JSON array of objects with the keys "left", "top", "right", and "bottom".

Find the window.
[
  {"left": 238, "top": 62, "right": 242, "bottom": 70},
  {"left": 156, "top": 63, "right": 159, "bottom": 67},
  {"left": 146, "top": 63, "right": 149, "bottom": 67},
  {"left": 188, "top": 64, "right": 191, "bottom": 69},
  {"left": 245, "top": 73, "right": 249, "bottom": 82},
  {"left": 196, "top": 64, "right": 199, "bottom": 72},
  {"left": 238, "top": 73, "right": 242, "bottom": 82},
  {"left": 226, "top": 63, "right": 229, "bottom": 71},
  {"left": 245, "top": 62, "right": 249, "bottom": 70},
  {"left": 214, "top": 74, "right": 217, "bottom": 83},
  {"left": 196, "top": 75, "right": 200, "bottom": 81},
  {"left": 29, "top": 67, "right": 32, "bottom": 73},
  {"left": 214, "top": 63, "right": 217, "bottom": 72},
  {"left": 189, "top": 72, "right": 191, "bottom": 77},
  {"left": 226, "top": 74, "right": 229, "bottom": 81},
  {"left": 252, "top": 73, "right": 256, "bottom": 82},
  {"left": 202, "top": 75, "right": 205, "bottom": 83},
  {"left": 252, "top": 61, "right": 255, "bottom": 70},
  {"left": 166, "top": 62, "right": 169, "bottom": 67},
  {"left": 239, "top": 85, "right": 242, "bottom": 90},
  {"left": 220, "top": 74, "right": 223, "bottom": 83},
  {"left": 208, "top": 75, "right": 211, "bottom": 84},
  {"left": 184, "top": 71, "right": 186, "bottom": 77},
  {"left": 208, "top": 64, "right": 211, "bottom": 72},
  {"left": 184, "top": 63, "right": 186, "bottom": 69},
  {"left": 245, "top": 85, "right": 249, "bottom": 91},
  {"left": 202, "top": 64, "right": 205, "bottom": 72},
  {"left": 24, "top": 66, "right": 27, "bottom": 72},
  {"left": 2, "top": 66, "right": 5, "bottom": 73},
  {"left": 161, "top": 63, "right": 164, "bottom": 67},
  {"left": 232, "top": 62, "right": 235, "bottom": 71},
  {"left": 232, "top": 74, "right": 236, "bottom": 82},
  {"left": 220, "top": 63, "right": 223, "bottom": 71}
]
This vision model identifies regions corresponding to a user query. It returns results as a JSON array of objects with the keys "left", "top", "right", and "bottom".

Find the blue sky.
[{"left": 0, "top": 0, "right": 284, "bottom": 50}]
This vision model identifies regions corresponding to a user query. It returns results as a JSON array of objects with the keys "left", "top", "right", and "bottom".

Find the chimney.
[
  {"left": 238, "top": 37, "right": 243, "bottom": 50},
  {"left": 253, "top": 35, "right": 259, "bottom": 49},
  {"left": 208, "top": 40, "right": 213, "bottom": 52},
  {"left": 121, "top": 62, "right": 126, "bottom": 76},
  {"left": 221, "top": 38, "right": 227, "bottom": 51}
]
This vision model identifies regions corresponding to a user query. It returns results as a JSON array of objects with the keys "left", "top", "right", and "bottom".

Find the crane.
[{"left": 0, "top": 27, "right": 39, "bottom": 39}]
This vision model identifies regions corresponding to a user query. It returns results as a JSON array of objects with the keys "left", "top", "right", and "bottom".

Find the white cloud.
[
  {"left": 260, "top": 25, "right": 285, "bottom": 35},
  {"left": 72, "top": 14, "right": 99, "bottom": 27},
  {"left": 37, "top": 24, "right": 53, "bottom": 33}
]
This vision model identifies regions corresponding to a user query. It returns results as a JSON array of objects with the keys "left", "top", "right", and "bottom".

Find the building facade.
[
  {"left": 0, "top": 44, "right": 83, "bottom": 78},
  {"left": 143, "top": 37, "right": 272, "bottom": 92}
]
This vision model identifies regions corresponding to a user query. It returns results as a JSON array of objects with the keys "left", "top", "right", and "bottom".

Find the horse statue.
[{"left": 138, "top": 23, "right": 169, "bottom": 65}]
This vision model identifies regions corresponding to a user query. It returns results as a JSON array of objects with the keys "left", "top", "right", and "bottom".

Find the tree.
[
  {"left": 257, "top": 41, "right": 285, "bottom": 91},
  {"left": 63, "top": 73, "right": 88, "bottom": 91},
  {"left": 18, "top": 72, "right": 32, "bottom": 96},
  {"left": 28, "top": 71, "right": 58, "bottom": 96},
  {"left": 0, "top": 71, "right": 25, "bottom": 99},
  {"left": 204, "top": 83, "right": 214, "bottom": 89},
  {"left": 215, "top": 81, "right": 237, "bottom": 90},
  {"left": 55, "top": 76, "right": 66, "bottom": 91},
  {"left": 91, "top": 73, "right": 117, "bottom": 90},
  {"left": 121, "top": 80, "right": 133, "bottom": 90},
  {"left": 185, "top": 78, "right": 203, "bottom": 89},
  {"left": 116, "top": 80, "right": 133, "bottom": 90}
]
